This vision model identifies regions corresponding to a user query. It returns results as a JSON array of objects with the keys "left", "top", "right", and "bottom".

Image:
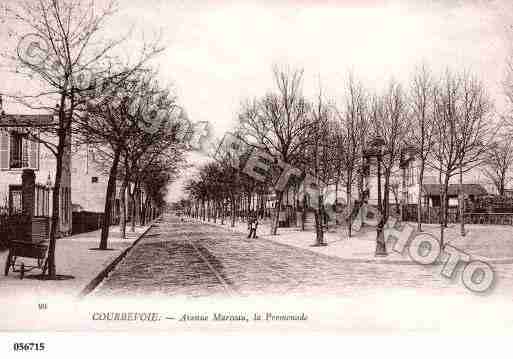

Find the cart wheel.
[
  {"left": 20, "top": 263, "right": 25, "bottom": 280},
  {"left": 4, "top": 251, "right": 12, "bottom": 276}
]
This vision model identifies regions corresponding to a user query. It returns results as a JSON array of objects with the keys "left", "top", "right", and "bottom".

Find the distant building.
[
  {"left": 420, "top": 183, "right": 487, "bottom": 207},
  {"left": 70, "top": 144, "right": 131, "bottom": 222},
  {"left": 364, "top": 153, "right": 488, "bottom": 208}
]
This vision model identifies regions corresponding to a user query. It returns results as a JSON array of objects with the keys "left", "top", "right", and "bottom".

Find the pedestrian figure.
[{"left": 248, "top": 215, "right": 258, "bottom": 239}]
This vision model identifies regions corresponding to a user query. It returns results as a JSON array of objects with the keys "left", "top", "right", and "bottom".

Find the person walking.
[{"left": 247, "top": 214, "right": 258, "bottom": 239}]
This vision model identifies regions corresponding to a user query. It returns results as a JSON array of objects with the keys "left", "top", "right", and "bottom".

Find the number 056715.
[{"left": 13, "top": 342, "right": 46, "bottom": 351}]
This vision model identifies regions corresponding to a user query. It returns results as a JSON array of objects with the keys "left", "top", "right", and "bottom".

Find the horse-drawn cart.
[
  {"left": 4, "top": 240, "right": 48, "bottom": 279},
  {"left": 3, "top": 216, "right": 50, "bottom": 279}
]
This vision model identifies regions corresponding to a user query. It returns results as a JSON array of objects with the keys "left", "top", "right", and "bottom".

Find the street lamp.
[
  {"left": 399, "top": 145, "right": 418, "bottom": 222},
  {"left": 366, "top": 136, "right": 387, "bottom": 257}
]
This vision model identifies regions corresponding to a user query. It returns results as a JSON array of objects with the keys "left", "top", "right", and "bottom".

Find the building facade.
[
  {"left": 365, "top": 156, "right": 487, "bottom": 208},
  {"left": 0, "top": 112, "right": 72, "bottom": 235},
  {"left": 70, "top": 144, "right": 146, "bottom": 225}
]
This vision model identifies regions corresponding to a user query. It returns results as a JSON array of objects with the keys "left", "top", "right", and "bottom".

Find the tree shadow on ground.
[{"left": 24, "top": 274, "right": 75, "bottom": 281}]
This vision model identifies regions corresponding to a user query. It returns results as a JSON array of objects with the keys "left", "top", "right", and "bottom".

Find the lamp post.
[
  {"left": 366, "top": 136, "right": 387, "bottom": 257},
  {"left": 400, "top": 145, "right": 417, "bottom": 223}
]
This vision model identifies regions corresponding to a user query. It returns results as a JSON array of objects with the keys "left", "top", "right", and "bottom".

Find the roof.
[
  {"left": 422, "top": 184, "right": 488, "bottom": 197},
  {"left": 0, "top": 114, "right": 55, "bottom": 128}
]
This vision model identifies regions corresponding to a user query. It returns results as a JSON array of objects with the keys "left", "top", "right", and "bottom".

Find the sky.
[
  {"left": 111, "top": 0, "right": 513, "bottom": 129},
  {"left": 2, "top": 0, "right": 513, "bottom": 201}
]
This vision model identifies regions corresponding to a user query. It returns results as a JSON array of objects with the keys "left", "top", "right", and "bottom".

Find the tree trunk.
[
  {"left": 440, "top": 171, "right": 449, "bottom": 248},
  {"left": 378, "top": 174, "right": 391, "bottom": 256},
  {"left": 99, "top": 149, "right": 121, "bottom": 250},
  {"left": 417, "top": 160, "right": 425, "bottom": 232},
  {"left": 375, "top": 155, "right": 387, "bottom": 256},
  {"left": 46, "top": 96, "right": 70, "bottom": 279},
  {"left": 130, "top": 188, "right": 136, "bottom": 232},
  {"left": 140, "top": 198, "right": 146, "bottom": 227},
  {"left": 213, "top": 200, "right": 217, "bottom": 223},
  {"left": 377, "top": 157, "right": 383, "bottom": 214},
  {"left": 271, "top": 191, "right": 283, "bottom": 235},
  {"left": 247, "top": 194, "right": 250, "bottom": 218},
  {"left": 46, "top": 131, "right": 65, "bottom": 279},
  {"left": 314, "top": 194, "right": 325, "bottom": 245},
  {"left": 141, "top": 195, "right": 150, "bottom": 226},
  {"left": 301, "top": 193, "right": 306, "bottom": 231},
  {"left": 135, "top": 188, "right": 142, "bottom": 226},
  {"left": 346, "top": 181, "right": 352, "bottom": 238},
  {"left": 119, "top": 177, "right": 128, "bottom": 239},
  {"left": 230, "top": 194, "right": 236, "bottom": 227},
  {"left": 459, "top": 166, "right": 465, "bottom": 237},
  {"left": 220, "top": 200, "right": 225, "bottom": 225},
  {"left": 384, "top": 175, "right": 391, "bottom": 224},
  {"left": 444, "top": 194, "right": 449, "bottom": 228}
]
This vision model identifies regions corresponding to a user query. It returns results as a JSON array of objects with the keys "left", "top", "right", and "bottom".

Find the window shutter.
[
  {"left": 0, "top": 131, "right": 9, "bottom": 170},
  {"left": 22, "top": 137, "right": 29, "bottom": 168},
  {"left": 28, "top": 137, "right": 39, "bottom": 170}
]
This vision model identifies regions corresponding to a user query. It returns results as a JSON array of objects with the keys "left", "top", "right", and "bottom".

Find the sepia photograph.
[{"left": 1, "top": 0, "right": 513, "bottom": 355}]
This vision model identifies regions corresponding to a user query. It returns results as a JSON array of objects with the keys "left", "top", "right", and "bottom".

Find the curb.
[{"left": 77, "top": 219, "right": 159, "bottom": 299}]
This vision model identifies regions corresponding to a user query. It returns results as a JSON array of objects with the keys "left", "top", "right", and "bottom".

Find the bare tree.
[
  {"left": 123, "top": 127, "right": 185, "bottom": 233},
  {"left": 369, "top": 81, "right": 411, "bottom": 256},
  {"left": 455, "top": 75, "right": 494, "bottom": 236},
  {"left": 238, "top": 66, "right": 311, "bottom": 235},
  {"left": 410, "top": 65, "right": 436, "bottom": 231},
  {"left": 303, "top": 87, "right": 334, "bottom": 245},
  {"left": 481, "top": 138, "right": 513, "bottom": 196},
  {"left": 429, "top": 70, "right": 492, "bottom": 243},
  {"left": 1, "top": 0, "right": 162, "bottom": 278},
  {"left": 334, "top": 75, "right": 369, "bottom": 238},
  {"left": 77, "top": 70, "right": 181, "bottom": 249}
]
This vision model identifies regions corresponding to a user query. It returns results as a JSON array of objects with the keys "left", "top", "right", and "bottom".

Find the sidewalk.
[
  {"left": 0, "top": 224, "right": 153, "bottom": 300},
  {"left": 193, "top": 217, "right": 513, "bottom": 264},
  {"left": 193, "top": 217, "right": 408, "bottom": 263}
]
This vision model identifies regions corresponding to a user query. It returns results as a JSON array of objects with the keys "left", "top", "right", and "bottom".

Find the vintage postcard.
[{"left": 1, "top": 0, "right": 513, "bottom": 353}]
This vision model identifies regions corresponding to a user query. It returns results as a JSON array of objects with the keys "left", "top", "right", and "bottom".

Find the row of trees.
[
  {"left": 185, "top": 64, "right": 501, "bottom": 253},
  {"left": 77, "top": 69, "right": 185, "bottom": 249},
  {"left": 1, "top": 0, "right": 186, "bottom": 278}
]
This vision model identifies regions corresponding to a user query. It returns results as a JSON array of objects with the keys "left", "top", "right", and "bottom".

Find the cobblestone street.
[{"left": 92, "top": 214, "right": 513, "bottom": 299}]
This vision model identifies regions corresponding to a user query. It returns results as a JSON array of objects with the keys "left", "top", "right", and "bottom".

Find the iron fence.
[{"left": 403, "top": 204, "right": 513, "bottom": 225}]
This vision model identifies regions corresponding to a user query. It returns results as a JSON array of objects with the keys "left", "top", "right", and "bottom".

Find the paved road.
[{"left": 93, "top": 214, "right": 513, "bottom": 298}]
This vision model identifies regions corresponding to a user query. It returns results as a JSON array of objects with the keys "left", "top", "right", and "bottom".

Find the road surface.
[{"left": 93, "top": 214, "right": 513, "bottom": 298}]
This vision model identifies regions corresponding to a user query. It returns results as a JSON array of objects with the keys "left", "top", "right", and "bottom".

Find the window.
[
  {"left": 35, "top": 185, "right": 50, "bottom": 217},
  {"left": 91, "top": 176, "right": 98, "bottom": 183},
  {"left": 10, "top": 132, "right": 27, "bottom": 169},
  {"left": 8, "top": 186, "right": 22, "bottom": 215},
  {"left": 407, "top": 163, "right": 416, "bottom": 186},
  {"left": 0, "top": 131, "right": 39, "bottom": 170}
]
